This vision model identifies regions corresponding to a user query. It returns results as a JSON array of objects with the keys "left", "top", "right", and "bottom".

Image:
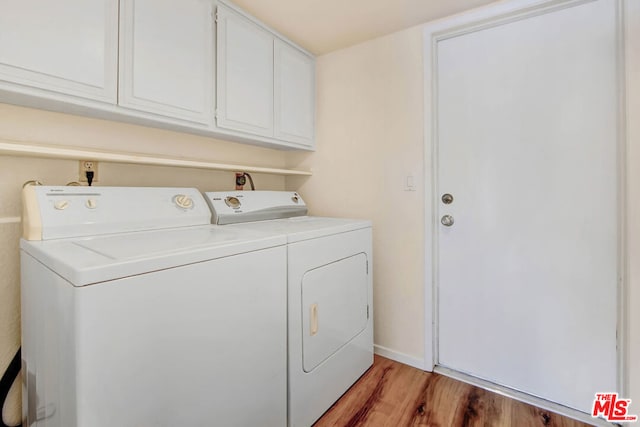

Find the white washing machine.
[
  {"left": 205, "top": 191, "right": 373, "bottom": 427},
  {"left": 20, "top": 186, "right": 288, "bottom": 427}
]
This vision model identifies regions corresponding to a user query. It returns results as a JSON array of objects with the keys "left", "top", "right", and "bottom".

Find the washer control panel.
[
  {"left": 22, "top": 186, "right": 211, "bottom": 240},
  {"left": 205, "top": 191, "right": 308, "bottom": 225}
]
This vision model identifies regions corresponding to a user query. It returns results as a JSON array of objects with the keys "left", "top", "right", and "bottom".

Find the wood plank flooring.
[{"left": 314, "top": 355, "right": 592, "bottom": 427}]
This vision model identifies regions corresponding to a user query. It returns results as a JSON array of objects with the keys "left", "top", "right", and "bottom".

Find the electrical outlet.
[{"left": 79, "top": 160, "right": 99, "bottom": 182}]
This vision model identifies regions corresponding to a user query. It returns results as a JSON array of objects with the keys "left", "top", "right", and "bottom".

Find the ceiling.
[{"left": 232, "top": 0, "right": 497, "bottom": 55}]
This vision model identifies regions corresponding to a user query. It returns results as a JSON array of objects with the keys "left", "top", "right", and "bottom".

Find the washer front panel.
[{"left": 21, "top": 246, "right": 288, "bottom": 427}]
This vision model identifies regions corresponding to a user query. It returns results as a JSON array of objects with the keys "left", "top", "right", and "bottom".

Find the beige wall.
[
  {"left": 286, "top": 26, "right": 426, "bottom": 363},
  {"left": 288, "top": 0, "right": 640, "bottom": 407},
  {"left": 0, "top": 104, "right": 290, "bottom": 168},
  {"left": 0, "top": 105, "right": 288, "bottom": 425}
]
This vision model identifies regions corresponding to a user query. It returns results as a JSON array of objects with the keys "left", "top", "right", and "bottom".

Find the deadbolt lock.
[{"left": 442, "top": 193, "right": 454, "bottom": 204}]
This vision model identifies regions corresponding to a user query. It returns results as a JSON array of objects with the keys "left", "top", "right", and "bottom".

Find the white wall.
[
  {"left": 0, "top": 104, "right": 287, "bottom": 425},
  {"left": 287, "top": 26, "right": 426, "bottom": 366}
]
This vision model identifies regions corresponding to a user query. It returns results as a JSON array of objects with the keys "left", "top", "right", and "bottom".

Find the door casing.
[{"left": 422, "top": 0, "right": 628, "bottom": 421}]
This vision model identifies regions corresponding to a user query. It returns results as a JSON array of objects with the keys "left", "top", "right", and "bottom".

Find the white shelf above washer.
[{"left": 0, "top": 138, "right": 312, "bottom": 176}]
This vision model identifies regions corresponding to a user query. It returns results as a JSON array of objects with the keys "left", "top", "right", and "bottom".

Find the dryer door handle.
[{"left": 310, "top": 304, "right": 318, "bottom": 336}]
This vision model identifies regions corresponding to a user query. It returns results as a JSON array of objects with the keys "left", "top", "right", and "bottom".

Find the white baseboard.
[{"left": 374, "top": 344, "right": 426, "bottom": 371}]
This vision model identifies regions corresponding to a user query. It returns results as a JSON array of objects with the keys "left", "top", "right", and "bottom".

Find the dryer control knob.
[
  {"left": 225, "top": 196, "right": 241, "bottom": 209},
  {"left": 174, "top": 194, "right": 194, "bottom": 210},
  {"left": 86, "top": 199, "right": 97, "bottom": 209},
  {"left": 54, "top": 200, "right": 69, "bottom": 210}
]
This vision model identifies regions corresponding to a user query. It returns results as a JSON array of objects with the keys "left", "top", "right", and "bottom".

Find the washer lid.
[
  {"left": 224, "top": 216, "right": 371, "bottom": 243},
  {"left": 20, "top": 225, "right": 286, "bottom": 286}
]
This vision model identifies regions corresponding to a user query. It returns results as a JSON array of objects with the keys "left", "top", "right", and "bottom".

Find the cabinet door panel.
[
  {"left": 0, "top": 0, "right": 118, "bottom": 102},
  {"left": 275, "top": 40, "right": 315, "bottom": 147},
  {"left": 216, "top": 4, "right": 274, "bottom": 137},
  {"left": 119, "top": 0, "right": 214, "bottom": 125}
]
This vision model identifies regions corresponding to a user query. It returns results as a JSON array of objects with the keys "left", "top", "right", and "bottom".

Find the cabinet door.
[
  {"left": 119, "top": 0, "right": 214, "bottom": 125},
  {"left": 0, "top": 0, "right": 118, "bottom": 103},
  {"left": 274, "top": 40, "right": 315, "bottom": 148},
  {"left": 216, "top": 4, "right": 274, "bottom": 137}
]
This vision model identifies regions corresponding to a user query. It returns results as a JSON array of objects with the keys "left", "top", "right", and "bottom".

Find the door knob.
[{"left": 441, "top": 215, "right": 454, "bottom": 227}]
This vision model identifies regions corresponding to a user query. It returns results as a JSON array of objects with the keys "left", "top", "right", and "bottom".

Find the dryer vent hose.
[{"left": 0, "top": 348, "right": 21, "bottom": 427}]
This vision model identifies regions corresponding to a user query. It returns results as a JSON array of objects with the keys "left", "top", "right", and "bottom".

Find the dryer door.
[{"left": 301, "top": 253, "right": 368, "bottom": 372}]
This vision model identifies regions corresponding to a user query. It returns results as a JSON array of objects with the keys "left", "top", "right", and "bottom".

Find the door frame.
[{"left": 422, "top": 0, "right": 628, "bottom": 421}]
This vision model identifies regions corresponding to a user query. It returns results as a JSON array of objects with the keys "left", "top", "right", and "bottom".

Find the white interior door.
[{"left": 436, "top": 0, "right": 619, "bottom": 413}]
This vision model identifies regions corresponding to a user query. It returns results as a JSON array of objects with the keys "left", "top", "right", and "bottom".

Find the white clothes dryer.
[
  {"left": 20, "top": 186, "right": 287, "bottom": 427},
  {"left": 205, "top": 191, "right": 374, "bottom": 427}
]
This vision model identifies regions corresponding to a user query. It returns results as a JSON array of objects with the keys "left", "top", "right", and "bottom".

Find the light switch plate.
[{"left": 405, "top": 173, "right": 416, "bottom": 192}]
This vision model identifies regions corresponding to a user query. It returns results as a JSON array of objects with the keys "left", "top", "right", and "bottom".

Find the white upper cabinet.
[
  {"left": 274, "top": 40, "right": 315, "bottom": 148},
  {"left": 0, "top": 0, "right": 118, "bottom": 103},
  {"left": 119, "top": 0, "right": 215, "bottom": 125},
  {"left": 216, "top": 3, "right": 274, "bottom": 137},
  {"left": 0, "top": 0, "right": 316, "bottom": 150}
]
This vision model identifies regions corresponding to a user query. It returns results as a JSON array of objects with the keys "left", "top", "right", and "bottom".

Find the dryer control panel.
[
  {"left": 22, "top": 186, "right": 211, "bottom": 240},
  {"left": 205, "top": 191, "right": 308, "bottom": 225}
]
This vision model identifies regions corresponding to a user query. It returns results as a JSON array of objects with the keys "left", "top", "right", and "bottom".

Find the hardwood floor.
[{"left": 314, "top": 355, "right": 592, "bottom": 427}]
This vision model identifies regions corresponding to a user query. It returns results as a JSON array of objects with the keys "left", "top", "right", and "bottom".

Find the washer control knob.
[
  {"left": 54, "top": 200, "right": 69, "bottom": 210},
  {"left": 225, "top": 196, "right": 241, "bottom": 209},
  {"left": 292, "top": 196, "right": 299, "bottom": 204},
  {"left": 86, "top": 199, "right": 97, "bottom": 209},
  {"left": 173, "top": 194, "right": 194, "bottom": 209}
]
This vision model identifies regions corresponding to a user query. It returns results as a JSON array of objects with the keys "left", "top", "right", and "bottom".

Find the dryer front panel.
[
  {"left": 301, "top": 253, "right": 368, "bottom": 372},
  {"left": 287, "top": 227, "right": 373, "bottom": 427}
]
